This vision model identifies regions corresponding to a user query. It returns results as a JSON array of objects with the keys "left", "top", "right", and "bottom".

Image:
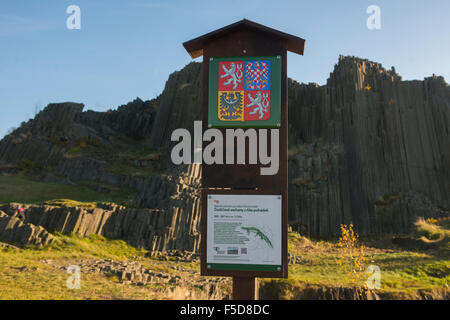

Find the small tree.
[{"left": 336, "top": 224, "right": 369, "bottom": 292}]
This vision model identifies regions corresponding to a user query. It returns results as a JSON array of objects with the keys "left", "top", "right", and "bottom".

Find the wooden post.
[{"left": 232, "top": 277, "right": 257, "bottom": 300}]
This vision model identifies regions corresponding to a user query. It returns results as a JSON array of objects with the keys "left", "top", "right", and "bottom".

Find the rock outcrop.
[
  {"left": 0, "top": 55, "right": 448, "bottom": 246},
  {"left": 0, "top": 98, "right": 157, "bottom": 168},
  {"left": 149, "top": 62, "right": 202, "bottom": 149},
  {"left": 0, "top": 167, "right": 201, "bottom": 251},
  {"left": 287, "top": 56, "right": 450, "bottom": 236},
  {"left": 42, "top": 258, "right": 229, "bottom": 299},
  {"left": 0, "top": 210, "right": 55, "bottom": 247},
  {"left": 0, "top": 103, "right": 83, "bottom": 167}
]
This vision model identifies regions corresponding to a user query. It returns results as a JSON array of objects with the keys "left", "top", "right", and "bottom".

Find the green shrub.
[{"left": 17, "top": 159, "right": 42, "bottom": 173}]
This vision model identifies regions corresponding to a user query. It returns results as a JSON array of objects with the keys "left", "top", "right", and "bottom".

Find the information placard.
[{"left": 206, "top": 194, "right": 282, "bottom": 272}]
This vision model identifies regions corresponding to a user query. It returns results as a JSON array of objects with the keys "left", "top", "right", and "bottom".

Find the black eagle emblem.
[{"left": 219, "top": 92, "right": 243, "bottom": 120}]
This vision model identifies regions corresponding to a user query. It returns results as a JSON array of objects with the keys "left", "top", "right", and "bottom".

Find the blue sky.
[{"left": 1, "top": 0, "right": 449, "bottom": 139}]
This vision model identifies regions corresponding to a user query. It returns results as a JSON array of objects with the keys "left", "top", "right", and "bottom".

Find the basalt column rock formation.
[
  {"left": 288, "top": 56, "right": 450, "bottom": 236},
  {"left": 0, "top": 56, "right": 448, "bottom": 244},
  {"left": 0, "top": 210, "right": 55, "bottom": 247},
  {"left": 0, "top": 164, "right": 201, "bottom": 252},
  {"left": 149, "top": 62, "right": 202, "bottom": 150},
  {"left": 0, "top": 98, "right": 157, "bottom": 168}
]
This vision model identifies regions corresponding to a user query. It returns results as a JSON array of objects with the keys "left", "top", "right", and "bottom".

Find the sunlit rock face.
[
  {"left": 288, "top": 56, "right": 450, "bottom": 236},
  {"left": 0, "top": 56, "right": 448, "bottom": 250}
]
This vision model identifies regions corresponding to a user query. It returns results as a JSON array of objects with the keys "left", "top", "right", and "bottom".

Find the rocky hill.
[
  {"left": 0, "top": 56, "right": 449, "bottom": 251},
  {"left": 288, "top": 56, "right": 450, "bottom": 236}
]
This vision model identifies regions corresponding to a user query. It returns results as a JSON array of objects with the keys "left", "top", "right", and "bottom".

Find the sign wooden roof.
[{"left": 183, "top": 19, "right": 305, "bottom": 59}]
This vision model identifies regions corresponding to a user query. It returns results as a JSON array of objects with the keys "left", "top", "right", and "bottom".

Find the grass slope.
[
  {"left": 0, "top": 176, "right": 135, "bottom": 205},
  {"left": 0, "top": 234, "right": 202, "bottom": 300},
  {"left": 0, "top": 231, "right": 448, "bottom": 300},
  {"left": 260, "top": 232, "right": 449, "bottom": 299}
]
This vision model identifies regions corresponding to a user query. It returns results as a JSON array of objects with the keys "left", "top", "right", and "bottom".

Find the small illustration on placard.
[
  {"left": 214, "top": 247, "right": 225, "bottom": 254},
  {"left": 240, "top": 226, "right": 273, "bottom": 248},
  {"left": 227, "top": 247, "right": 239, "bottom": 255}
]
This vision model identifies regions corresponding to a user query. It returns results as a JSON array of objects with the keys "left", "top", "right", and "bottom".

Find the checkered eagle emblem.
[{"left": 245, "top": 61, "right": 270, "bottom": 90}]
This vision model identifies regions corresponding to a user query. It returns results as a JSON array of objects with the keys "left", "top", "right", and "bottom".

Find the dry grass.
[
  {"left": 1, "top": 231, "right": 448, "bottom": 299},
  {"left": 0, "top": 234, "right": 225, "bottom": 300},
  {"left": 414, "top": 217, "right": 449, "bottom": 250},
  {"left": 278, "top": 222, "right": 449, "bottom": 299},
  {"left": 43, "top": 199, "right": 99, "bottom": 209}
]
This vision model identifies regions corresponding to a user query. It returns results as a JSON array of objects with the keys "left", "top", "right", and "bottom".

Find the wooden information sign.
[{"left": 183, "top": 19, "right": 305, "bottom": 300}]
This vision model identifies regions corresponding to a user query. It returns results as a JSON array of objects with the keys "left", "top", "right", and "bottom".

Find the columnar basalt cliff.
[
  {"left": 149, "top": 62, "right": 202, "bottom": 149},
  {"left": 0, "top": 165, "right": 201, "bottom": 252},
  {"left": 0, "top": 56, "right": 448, "bottom": 251},
  {"left": 0, "top": 98, "right": 158, "bottom": 167},
  {"left": 0, "top": 210, "right": 55, "bottom": 247},
  {"left": 287, "top": 56, "right": 450, "bottom": 236}
]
